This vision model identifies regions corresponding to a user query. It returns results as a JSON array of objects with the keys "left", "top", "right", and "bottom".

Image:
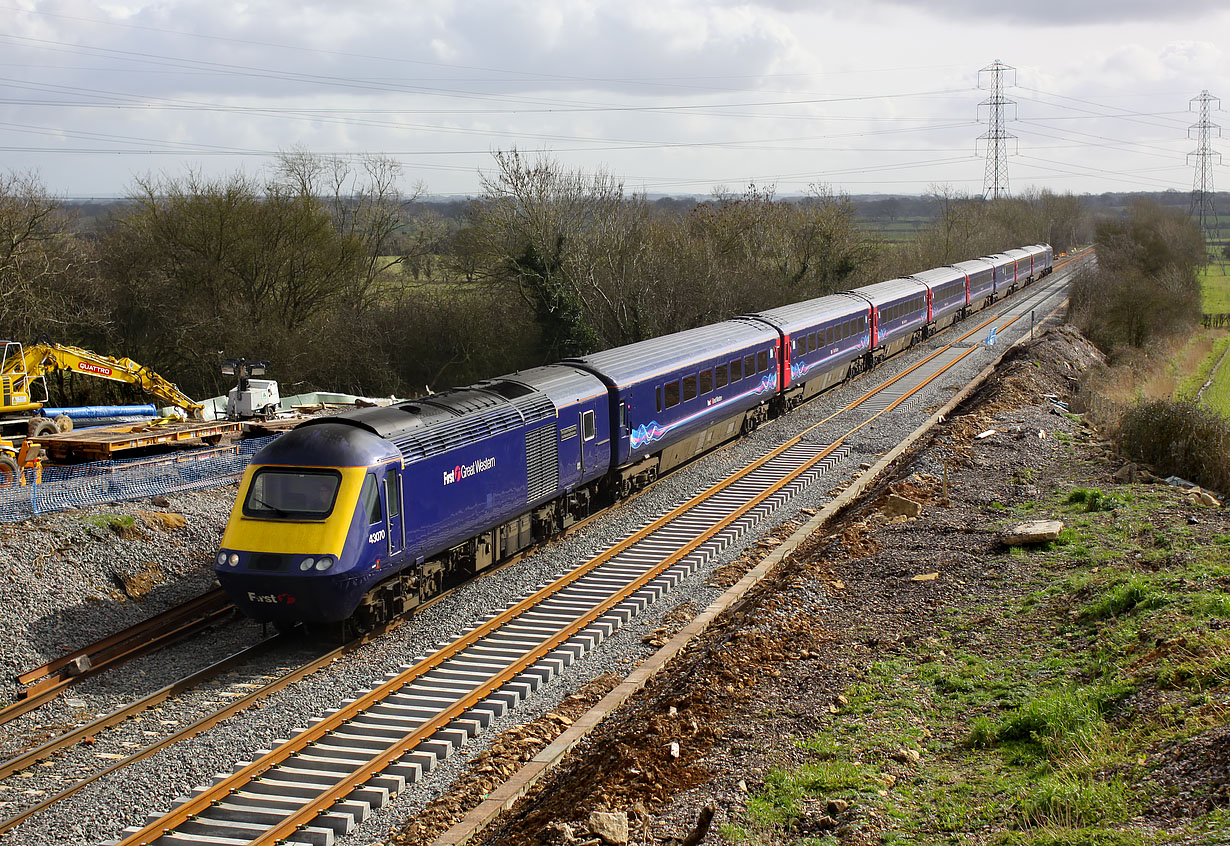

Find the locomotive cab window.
[
  {"left": 243, "top": 468, "right": 342, "bottom": 520},
  {"left": 582, "top": 409, "right": 596, "bottom": 440},
  {"left": 715, "top": 364, "right": 728, "bottom": 388},
  {"left": 682, "top": 375, "right": 697, "bottom": 402},
  {"left": 359, "top": 475, "right": 382, "bottom": 524}
]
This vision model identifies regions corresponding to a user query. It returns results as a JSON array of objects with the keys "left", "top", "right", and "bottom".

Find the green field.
[
  {"left": 1199, "top": 341, "right": 1230, "bottom": 415},
  {"left": 858, "top": 217, "right": 930, "bottom": 244},
  {"left": 1201, "top": 264, "right": 1230, "bottom": 313}
]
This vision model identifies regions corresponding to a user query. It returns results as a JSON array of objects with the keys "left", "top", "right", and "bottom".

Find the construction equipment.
[
  {"left": 0, "top": 341, "right": 202, "bottom": 425},
  {"left": 0, "top": 341, "right": 204, "bottom": 478},
  {"left": 222, "top": 358, "right": 281, "bottom": 420}
]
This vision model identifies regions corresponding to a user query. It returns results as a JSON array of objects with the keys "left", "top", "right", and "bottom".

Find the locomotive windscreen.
[{"left": 242, "top": 468, "right": 343, "bottom": 520}]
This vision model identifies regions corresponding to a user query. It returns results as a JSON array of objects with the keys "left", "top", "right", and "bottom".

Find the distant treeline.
[{"left": 2, "top": 151, "right": 1104, "bottom": 406}]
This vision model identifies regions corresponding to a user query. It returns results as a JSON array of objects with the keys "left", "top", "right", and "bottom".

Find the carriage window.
[
  {"left": 656, "top": 385, "right": 662, "bottom": 413},
  {"left": 360, "top": 475, "right": 382, "bottom": 524},
  {"left": 757, "top": 350, "right": 768, "bottom": 373},
  {"left": 744, "top": 354, "right": 755, "bottom": 376},
  {"left": 582, "top": 409, "right": 596, "bottom": 440},
  {"left": 715, "top": 364, "right": 728, "bottom": 388},
  {"left": 682, "top": 374, "right": 697, "bottom": 401},
  {"left": 664, "top": 381, "right": 680, "bottom": 408},
  {"left": 842, "top": 321, "right": 850, "bottom": 340},
  {"left": 699, "top": 369, "right": 713, "bottom": 394},
  {"left": 385, "top": 473, "right": 400, "bottom": 520},
  {"left": 730, "top": 358, "right": 742, "bottom": 381},
  {"left": 794, "top": 337, "right": 804, "bottom": 356}
]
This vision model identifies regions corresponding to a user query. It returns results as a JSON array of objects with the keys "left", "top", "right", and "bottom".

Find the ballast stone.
[
  {"left": 589, "top": 810, "right": 629, "bottom": 845},
  {"left": 881, "top": 494, "right": 922, "bottom": 519},
  {"left": 1002, "top": 520, "right": 1064, "bottom": 545}
]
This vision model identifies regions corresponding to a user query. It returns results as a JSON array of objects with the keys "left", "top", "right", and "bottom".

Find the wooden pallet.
[{"left": 33, "top": 420, "right": 244, "bottom": 461}]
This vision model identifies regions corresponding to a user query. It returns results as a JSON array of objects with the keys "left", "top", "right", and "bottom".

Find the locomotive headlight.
[
  {"left": 227, "top": 553, "right": 239, "bottom": 567},
  {"left": 216, "top": 552, "right": 227, "bottom": 567},
  {"left": 299, "top": 557, "right": 315, "bottom": 571},
  {"left": 314, "top": 557, "right": 333, "bottom": 572}
]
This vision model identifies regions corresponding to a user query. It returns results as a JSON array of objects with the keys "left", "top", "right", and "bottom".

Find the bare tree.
[
  {"left": 276, "top": 149, "right": 421, "bottom": 308},
  {"left": 0, "top": 171, "right": 98, "bottom": 340},
  {"left": 471, "top": 149, "right": 627, "bottom": 359}
]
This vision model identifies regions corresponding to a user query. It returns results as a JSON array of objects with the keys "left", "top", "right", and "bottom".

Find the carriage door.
[
  {"left": 385, "top": 469, "right": 404, "bottom": 558},
  {"left": 580, "top": 407, "right": 597, "bottom": 475}
]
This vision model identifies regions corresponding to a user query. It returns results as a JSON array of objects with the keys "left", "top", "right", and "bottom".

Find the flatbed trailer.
[{"left": 32, "top": 420, "right": 243, "bottom": 461}]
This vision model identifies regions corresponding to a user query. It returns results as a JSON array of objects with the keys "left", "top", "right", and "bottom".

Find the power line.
[{"left": 977, "top": 60, "right": 1016, "bottom": 200}]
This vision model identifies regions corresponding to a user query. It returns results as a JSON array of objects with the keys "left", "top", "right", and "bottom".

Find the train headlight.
[
  {"left": 216, "top": 552, "right": 227, "bottom": 567},
  {"left": 227, "top": 553, "right": 239, "bottom": 567},
  {"left": 315, "top": 557, "right": 333, "bottom": 572},
  {"left": 299, "top": 557, "right": 315, "bottom": 571}
]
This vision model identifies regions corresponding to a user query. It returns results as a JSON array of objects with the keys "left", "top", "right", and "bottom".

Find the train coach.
[
  {"left": 745, "top": 294, "right": 870, "bottom": 414},
  {"left": 215, "top": 243, "right": 1055, "bottom": 632}
]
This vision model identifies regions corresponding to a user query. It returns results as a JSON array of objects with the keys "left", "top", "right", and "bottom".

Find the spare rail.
[{"left": 2, "top": 587, "right": 233, "bottom": 727}]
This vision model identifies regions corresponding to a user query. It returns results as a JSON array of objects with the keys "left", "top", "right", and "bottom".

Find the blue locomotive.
[{"left": 215, "top": 244, "right": 1053, "bottom": 631}]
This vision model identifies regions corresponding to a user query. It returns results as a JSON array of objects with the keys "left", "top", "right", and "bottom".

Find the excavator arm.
[{"left": 5, "top": 343, "right": 203, "bottom": 419}]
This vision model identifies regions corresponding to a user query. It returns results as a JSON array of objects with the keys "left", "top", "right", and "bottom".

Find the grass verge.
[{"left": 723, "top": 483, "right": 1230, "bottom": 845}]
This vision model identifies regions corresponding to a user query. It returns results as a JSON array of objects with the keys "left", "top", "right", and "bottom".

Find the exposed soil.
[{"left": 375, "top": 325, "right": 1229, "bottom": 846}]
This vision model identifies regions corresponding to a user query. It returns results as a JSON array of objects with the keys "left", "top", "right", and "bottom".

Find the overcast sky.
[{"left": 5, "top": 0, "right": 1230, "bottom": 199}]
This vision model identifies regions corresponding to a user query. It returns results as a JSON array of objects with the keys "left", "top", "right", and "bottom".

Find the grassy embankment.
[
  {"left": 1187, "top": 266, "right": 1230, "bottom": 416},
  {"left": 723, "top": 484, "right": 1230, "bottom": 846}
]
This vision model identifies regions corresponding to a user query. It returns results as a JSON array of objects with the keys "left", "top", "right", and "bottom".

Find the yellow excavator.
[{"left": 0, "top": 341, "right": 202, "bottom": 479}]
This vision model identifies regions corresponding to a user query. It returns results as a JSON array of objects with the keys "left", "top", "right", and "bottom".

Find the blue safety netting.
[{"left": 0, "top": 434, "right": 281, "bottom": 521}]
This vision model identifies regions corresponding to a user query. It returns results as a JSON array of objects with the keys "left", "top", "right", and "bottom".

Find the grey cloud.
[{"left": 737, "top": 0, "right": 1228, "bottom": 25}]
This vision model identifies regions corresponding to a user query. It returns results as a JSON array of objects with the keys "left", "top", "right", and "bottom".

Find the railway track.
[
  {"left": 107, "top": 264, "right": 1077, "bottom": 846},
  {"left": 0, "top": 587, "right": 234, "bottom": 729}
]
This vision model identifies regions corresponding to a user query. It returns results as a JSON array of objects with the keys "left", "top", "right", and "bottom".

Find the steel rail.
[
  {"left": 115, "top": 262, "right": 1075, "bottom": 846},
  {"left": 1, "top": 588, "right": 234, "bottom": 728},
  {"left": 0, "top": 584, "right": 466, "bottom": 837},
  {"left": 0, "top": 630, "right": 384, "bottom": 837},
  {"left": 0, "top": 635, "right": 282, "bottom": 781}
]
